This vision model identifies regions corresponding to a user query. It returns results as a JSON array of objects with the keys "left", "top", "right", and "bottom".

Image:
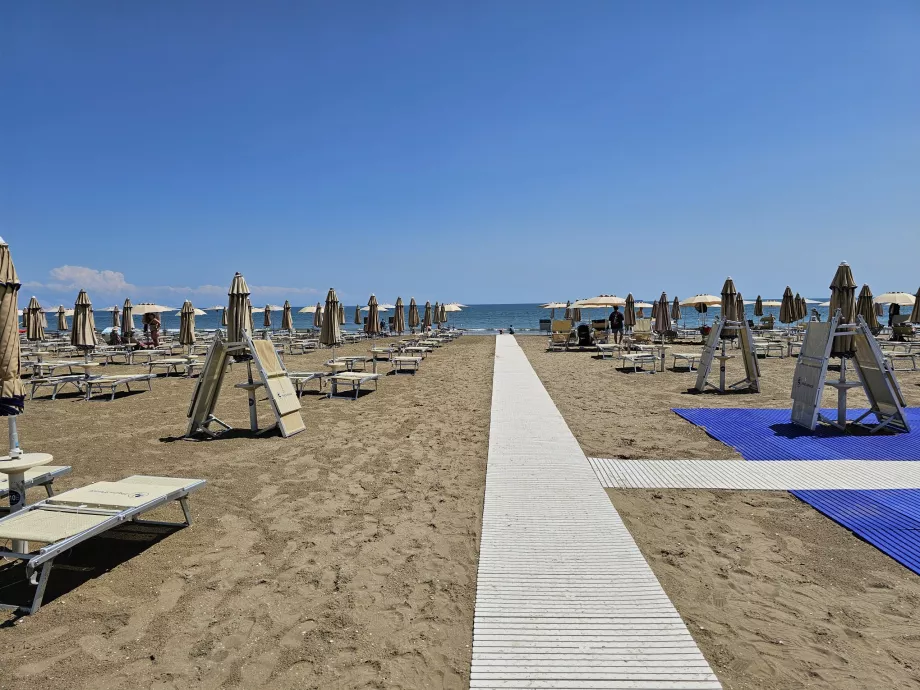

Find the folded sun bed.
[{"left": 0, "top": 475, "right": 205, "bottom": 615}]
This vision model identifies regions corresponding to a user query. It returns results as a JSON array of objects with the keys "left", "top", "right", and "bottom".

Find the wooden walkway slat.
[
  {"left": 470, "top": 335, "right": 721, "bottom": 689},
  {"left": 588, "top": 458, "right": 920, "bottom": 490}
]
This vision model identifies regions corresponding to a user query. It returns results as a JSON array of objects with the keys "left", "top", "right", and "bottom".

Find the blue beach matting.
[
  {"left": 673, "top": 407, "right": 920, "bottom": 461},
  {"left": 674, "top": 407, "right": 920, "bottom": 575}
]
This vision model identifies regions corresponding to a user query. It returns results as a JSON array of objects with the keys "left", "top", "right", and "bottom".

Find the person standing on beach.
[
  {"left": 609, "top": 306, "right": 624, "bottom": 344},
  {"left": 149, "top": 312, "right": 161, "bottom": 347}
]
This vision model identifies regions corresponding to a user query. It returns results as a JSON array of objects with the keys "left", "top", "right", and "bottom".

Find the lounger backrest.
[
  {"left": 551, "top": 320, "right": 571, "bottom": 333},
  {"left": 634, "top": 318, "right": 652, "bottom": 333}
]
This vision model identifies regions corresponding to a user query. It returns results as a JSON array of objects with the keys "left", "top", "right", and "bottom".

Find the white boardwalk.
[
  {"left": 471, "top": 335, "right": 720, "bottom": 689},
  {"left": 589, "top": 458, "right": 920, "bottom": 491}
]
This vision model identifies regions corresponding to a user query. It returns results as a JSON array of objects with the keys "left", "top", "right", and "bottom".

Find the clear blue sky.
[{"left": 2, "top": 1, "right": 918, "bottom": 307}]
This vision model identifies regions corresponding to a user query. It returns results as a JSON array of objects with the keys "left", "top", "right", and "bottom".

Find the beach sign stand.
[
  {"left": 186, "top": 330, "right": 305, "bottom": 439},
  {"left": 791, "top": 312, "right": 910, "bottom": 433},
  {"left": 694, "top": 317, "right": 759, "bottom": 393}
]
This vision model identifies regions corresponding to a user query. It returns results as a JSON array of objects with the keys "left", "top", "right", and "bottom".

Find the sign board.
[
  {"left": 790, "top": 318, "right": 836, "bottom": 430},
  {"left": 694, "top": 321, "right": 722, "bottom": 392}
]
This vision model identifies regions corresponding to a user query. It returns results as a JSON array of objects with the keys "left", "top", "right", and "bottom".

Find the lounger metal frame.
[{"left": 0, "top": 479, "right": 204, "bottom": 615}]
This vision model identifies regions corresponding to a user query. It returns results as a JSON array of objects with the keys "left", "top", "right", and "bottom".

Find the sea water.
[{"left": 141, "top": 302, "right": 836, "bottom": 335}]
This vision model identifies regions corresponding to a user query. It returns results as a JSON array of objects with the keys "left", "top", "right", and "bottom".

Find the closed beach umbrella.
[
  {"left": 259, "top": 304, "right": 270, "bottom": 329},
  {"left": 793, "top": 293, "right": 806, "bottom": 321},
  {"left": 313, "top": 302, "right": 323, "bottom": 329},
  {"left": 829, "top": 261, "right": 857, "bottom": 356},
  {"left": 26, "top": 297, "right": 44, "bottom": 341},
  {"left": 354, "top": 305, "right": 361, "bottom": 325},
  {"left": 624, "top": 294, "right": 636, "bottom": 328},
  {"left": 736, "top": 293, "right": 745, "bottom": 323},
  {"left": 365, "top": 294, "right": 380, "bottom": 336},
  {"left": 111, "top": 305, "right": 120, "bottom": 330},
  {"left": 179, "top": 300, "right": 196, "bottom": 347},
  {"left": 754, "top": 296, "right": 763, "bottom": 317},
  {"left": 432, "top": 302, "right": 440, "bottom": 328},
  {"left": 408, "top": 298, "right": 420, "bottom": 330},
  {"left": 320, "top": 288, "right": 341, "bottom": 356},
  {"left": 779, "top": 287, "right": 796, "bottom": 324},
  {"left": 0, "top": 238, "right": 24, "bottom": 419},
  {"left": 422, "top": 301, "right": 432, "bottom": 330},
  {"left": 226, "top": 272, "right": 250, "bottom": 343},
  {"left": 246, "top": 299, "right": 254, "bottom": 333},
  {"left": 71, "top": 289, "right": 98, "bottom": 357},
  {"left": 57, "top": 305, "right": 69, "bottom": 332},
  {"left": 338, "top": 303, "right": 345, "bottom": 325},
  {"left": 282, "top": 301, "right": 294, "bottom": 331},
  {"left": 439, "top": 303, "right": 447, "bottom": 324},
  {"left": 720, "top": 277, "right": 739, "bottom": 323},
  {"left": 671, "top": 296, "right": 681, "bottom": 322},
  {"left": 910, "top": 288, "right": 920, "bottom": 324},
  {"left": 394, "top": 297, "right": 405, "bottom": 334},
  {"left": 650, "top": 301, "right": 658, "bottom": 320},
  {"left": 875, "top": 302, "right": 885, "bottom": 318},
  {"left": 856, "top": 285, "right": 879, "bottom": 330},
  {"left": 122, "top": 299, "right": 133, "bottom": 339},
  {"left": 654, "top": 292, "right": 670, "bottom": 335}
]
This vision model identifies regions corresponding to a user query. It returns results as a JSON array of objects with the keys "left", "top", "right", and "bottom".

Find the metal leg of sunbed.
[
  {"left": 44, "top": 482, "right": 55, "bottom": 497},
  {"left": 27, "top": 561, "right": 54, "bottom": 615}
]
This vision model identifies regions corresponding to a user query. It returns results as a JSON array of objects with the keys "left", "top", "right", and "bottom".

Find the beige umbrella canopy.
[
  {"left": 754, "top": 296, "right": 763, "bottom": 317},
  {"left": 26, "top": 297, "right": 44, "bottom": 342},
  {"left": 650, "top": 300, "right": 658, "bottom": 320},
  {"left": 540, "top": 301, "right": 568, "bottom": 319},
  {"left": 393, "top": 297, "right": 405, "bottom": 334},
  {"left": 320, "top": 288, "right": 341, "bottom": 353},
  {"left": 910, "top": 288, "right": 920, "bottom": 324},
  {"left": 779, "top": 287, "right": 796, "bottom": 324},
  {"left": 874, "top": 292, "right": 916, "bottom": 306},
  {"left": 856, "top": 285, "right": 879, "bottom": 330},
  {"left": 439, "top": 302, "right": 447, "bottom": 324},
  {"left": 71, "top": 289, "right": 99, "bottom": 355},
  {"left": 624, "top": 294, "right": 636, "bottom": 328},
  {"left": 298, "top": 305, "right": 318, "bottom": 313},
  {"left": 572, "top": 295, "right": 626, "bottom": 308},
  {"left": 736, "top": 292, "right": 745, "bottom": 323},
  {"left": 226, "top": 272, "right": 250, "bottom": 344},
  {"left": 133, "top": 303, "right": 175, "bottom": 315},
  {"left": 246, "top": 299, "right": 254, "bottom": 333},
  {"left": 111, "top": 305, "right": 120, "bottom": 330},
  {"left": 281, "top": 301, "right": 294, "bottom": 331},
  {"left": 680, "top": 294, "right": 721, "bottom": 307},
  {"left": 57, "top": 305, "right": 69, "bottom": 332},
  {"left": 794, "top": 293, "right": 806, "bottom": 321},
  {"left": 354, "top": 305, "right": 361, "bottom": 325},
  {"left": 654, "top": 292, "right": 671, "bottom": 335},
  {"left": 313, "top": 302, "right": 323, "bottom": 329},
  {"left": 365, "top": 294, "right": 380, "bottom": 336},
  {"left": 829, "top": 261, "right": 857, "bottom": 356},
  {"left": 422, "top": 301, "right": 432, "bottom": 330},
  {"left": 0, "top": 239, "right": 24, "bottom": 418},
  {"left": 670, "top": 296, "right": 681, "bottom": 322},
  {"left": 179, "top": 300, "right": 196, "bottom": 347},
  {"left": 408, "top": 298, "right": 420, "bottom": 330}
]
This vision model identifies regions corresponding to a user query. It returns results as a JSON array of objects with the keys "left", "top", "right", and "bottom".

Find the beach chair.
[
  {"left": 0, "top": 466, "right": 72, "bottom": 505},
  {"left": 0, "top": 475, "right": 205, "bottom": 615},
  {"left": 288, "top": 371, "right": 329, "bottom": 395},
  {"left": 547, "top": 320, "right": 572, "bottom": 351},
  {"left": 83, "top": 374, "right": 156, "bottom": 401},
  {"left": 29, "top": 375, "right": 85, "bottom": 400},
  {"left": 591, "top": 320, "right": 609, "bottom": 344},
  {"left": 392, "top": 355, "right": 422, "bottom": 373},
  {"left": 631, "top": 318, "right": 652, "bottom": 344},
  {"left": 615, "top": 352, "right": 658, "bottom": 373},
  {"left": 327, "top": 372, "right": 380, "bottom": 399},
  {"left": 671, "top": 353, "right": 701, "bottom": 371}
]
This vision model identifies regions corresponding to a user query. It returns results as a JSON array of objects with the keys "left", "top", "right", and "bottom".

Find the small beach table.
[{"left": 0, "top": 452, "right": 53, "bottom": 553}]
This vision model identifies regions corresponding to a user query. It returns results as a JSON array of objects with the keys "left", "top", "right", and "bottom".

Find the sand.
[
  {"left": 518, "top": 334, "right": 920, "bottom": 689},
  {"left": 1, "top": 335, "right": 494, "bottom": 690}
]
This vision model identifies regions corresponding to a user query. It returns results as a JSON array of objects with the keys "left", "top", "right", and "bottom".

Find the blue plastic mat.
[
  {"left": 792, "top": 490, "right": 920, "bottom": 576},
  {"left": 673, "top": 407, "right": 920, "bottom": 461}
]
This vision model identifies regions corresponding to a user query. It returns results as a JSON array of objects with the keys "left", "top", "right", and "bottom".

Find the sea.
[{"left": 136, "top": 302, "right": 837, "bottom": 336}]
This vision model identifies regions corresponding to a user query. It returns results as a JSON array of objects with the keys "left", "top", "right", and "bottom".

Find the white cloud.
[{"left": 24, "top": 266, "right": 319, "bottom": 303}]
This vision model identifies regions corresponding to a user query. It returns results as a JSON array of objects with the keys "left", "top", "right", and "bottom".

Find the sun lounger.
[
  {"left": 391, "top": 356, "right": 422, "bottom": 373},
  {"left": 289, "top": 371, "right": 329, "bottom": 395},
  {"left": 886, "top": 352, "right": 919, "bottom": 371},
  {"left": 753, "top": 340, "right": 785, "bottom": 358},
  {"left": 327, "top": 372, "right": 380, "bottom": 399},
  {"left": 326, "top": 356, "right": 370, "bottom": 372},
  {"left": 146, "top": 358, "right": 197, "bottom": 377},
  {"left": 369, "top": 347, "right": 395, "bottom": 361},
  {"left": 671, "top": 353, "right": 701, "bottom": 371},
  {"left": 547, "top": 320, "right": 572, "bottom": 352},
  {"left": 402, "top": 346, "right": 430, "bottom": 358},
  {"left": 29, "top": 375, "right": 85, "bottom": 400},
  {"left": 0, "top": 475, "right": 205, "bottom": 615},
  {"left": 596, "top": 343, "right": 623, "bottom": 359},
  {"left": 29, "top": 361, "right": 82, "bottom": 377},
  {"left": 0, "top": 466, "right": 72, "bottom": 504},
  {"left": 418, "top": 339, "right": 443, "bottom": 348},
  {"left": 616, "top": 353, "right": 659, "bottom": 373},
  {"left": 83, "top": 374, "right": 156, "bottom": 401}
]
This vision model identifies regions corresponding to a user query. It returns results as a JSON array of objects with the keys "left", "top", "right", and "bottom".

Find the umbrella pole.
[{"left": 8, "top": 416, "right": 22, "bottom": 459}]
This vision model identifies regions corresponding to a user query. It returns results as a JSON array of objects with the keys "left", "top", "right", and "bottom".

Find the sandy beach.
[
  {"left": 1, "top": 336, "right": 494, "bottom": 690},
  {"left": 518, "top": 335, "right": 920, "bottom": 689}
]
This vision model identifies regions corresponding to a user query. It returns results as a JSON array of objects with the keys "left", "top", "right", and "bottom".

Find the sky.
[{"left": 2, "top": 1, "right": 918, "bottom": 307}]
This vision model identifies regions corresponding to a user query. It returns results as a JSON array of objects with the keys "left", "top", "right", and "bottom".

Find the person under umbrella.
[
  {"left": 408, "top": 298, "right": 420, "bottom": 334},
  {"left": 320, "top": 288, "right": 342, "bottom": 360},
  {"left": 282, "top": 300, "right": 294, "bottom": 332},
  {"left": 226, "top": 272, "right": 250, "bottom": 347},
  {"left": 71, "top": 289, "right": 98, "bottom": 362},
  {"left": 179, "top": 300, "right": 197, "bottom": 352},
  {"left": 122, "top": 299, "right": 133, "bottom": 341},
  {"left": 422, "top": 301, "right": 432, "bottom": 331},
  {"left": 365, "top": 294, "right": 380, "bottom": 338},
  {"left": 313, "top": 302, "right": 323, "bottom": 330},
  {"left": 26, "top": 297, "right": 44, "bottom": 342},
  {"left": 624, "top": 294, "right": 636, "bottom": 331},
  {"left": 779, "top": 286, "right": 796, "bottom": 325},
  {"left": 394, "top": 297, "right": 405, "bottom": 335},
  {"left": 856, "top": 284, "right": 879, "bottom": 331}
]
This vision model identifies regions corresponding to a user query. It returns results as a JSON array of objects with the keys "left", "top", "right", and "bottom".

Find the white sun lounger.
[
  {"left": 671, "top": 352, "right": 701, "bottom": 371},
  {"left": 146, "top": 358, "right": 198, "bottom": 377},
  {"left": 391, "top": 356, "right": 422, "bottom": 373},
  {"left": 29, "top": 375, "right": 85, "bottom": 400},
  {"left": 616, "top": 353, "right": 659, "bottom": 373},
  {"left": 596, "top": 343, "right": 624, "bottom": 359},
  {"left": 83, "top": 374, "right": 156, "bottom": 401},
  {"left": 289, "top": 371, "right": 329, "bottom": 395},
  {"left": 328, "top": 372, "right": 380, "bottom": 399},
  {"left": 0, "top": 475, "right": 205, "bottom": 615},
  {"left": 401, "top": 346, "right": 430, "bottom": 358},
  {"left": 0, "top": 466, "right": 72, "bottom": 503}
]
